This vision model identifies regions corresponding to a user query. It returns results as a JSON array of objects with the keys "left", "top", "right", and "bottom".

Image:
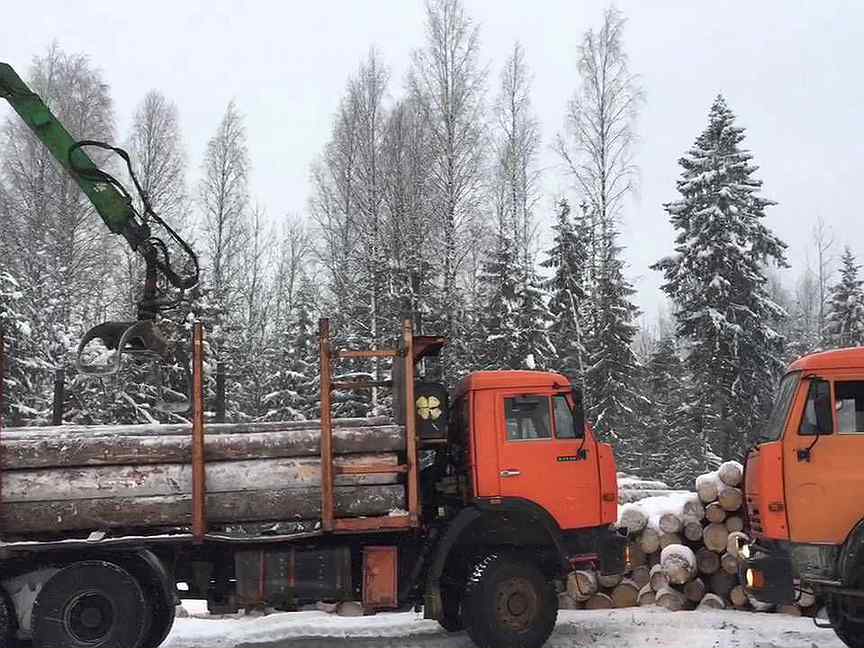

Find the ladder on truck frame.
[{"left": 317, "top": 318, "right": 444, "bottom": 533}]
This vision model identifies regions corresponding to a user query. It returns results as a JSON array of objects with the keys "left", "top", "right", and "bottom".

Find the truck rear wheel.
[
  {"left": 31, "top": 561, "right": 146, "bottom": 648},
  {"left": 462, "top": 553, "right": 557, "bottom": 648},
  {"left": 116, "top": 550, "right": 176, "bottom": 648},
  {"left": 829, "top": 566, "right": 864, "bottom": 648}
]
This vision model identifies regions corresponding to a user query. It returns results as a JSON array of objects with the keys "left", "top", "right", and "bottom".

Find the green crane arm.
[
  {"left": 0, "top": 61, "right": 199, "bottom": 390},
  {"left": 0, "top": 62, "right": 150, "bottom": 248}
]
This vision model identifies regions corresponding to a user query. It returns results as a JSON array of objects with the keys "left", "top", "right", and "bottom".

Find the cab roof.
[
  {"left": 789, "top": 347, "right": 864, "bottom": 372},
  {"left": 453, "top": 370, "right": 572, "bottom": 398}
]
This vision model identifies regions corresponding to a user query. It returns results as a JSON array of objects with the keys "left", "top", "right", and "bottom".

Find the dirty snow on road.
[{"left": 163, "top": 607, "right": 844, "bottom": 648}]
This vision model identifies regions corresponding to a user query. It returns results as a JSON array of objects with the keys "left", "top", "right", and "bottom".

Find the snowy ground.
[{"left": 164, "top": 606, "right": 844, "bottom": 648}]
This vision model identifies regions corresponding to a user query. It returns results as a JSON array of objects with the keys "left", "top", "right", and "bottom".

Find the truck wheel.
[
  {"left": 0, "top": 588, "right": 17, "bottom": 647},
  {"left": 829, "top": 566, "right": 864, "bottom": 648},
  {"left": 32, "top": 561, "right": 146, "bottom": 648},
  {"left": 438, "top": 585, "right": 464, "bottom": 632},
  {"left": 117, "top": 551, "right": 176, "bottom": 648},
  {"left": 462, "top": 553, "right": 557, "bottom": 648}
]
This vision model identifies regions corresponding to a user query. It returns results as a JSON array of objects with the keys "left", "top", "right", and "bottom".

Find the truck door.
[
  {"left": 495, "top": 392, "right": 602, "bottom": 530},
  {"left": 784, "top": 373, "right": 864, "bottom": 544}
]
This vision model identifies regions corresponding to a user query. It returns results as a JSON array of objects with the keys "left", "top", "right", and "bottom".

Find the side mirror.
[{"left": 572, "top": 388, "right": 586, "bottom": 438}]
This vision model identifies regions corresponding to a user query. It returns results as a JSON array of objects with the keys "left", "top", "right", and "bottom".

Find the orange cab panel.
[
  {"left": 745, "top": 442, "right": 788, "bottom": 540},
  {"left": 783, "top": 370, "right": 864, "bottom": 544},
  {"left": 597, "top": 441, "right": 618, "bottom": 526},
  {"left": 493, "top": 390, "right": 601, "bottom": 530}
]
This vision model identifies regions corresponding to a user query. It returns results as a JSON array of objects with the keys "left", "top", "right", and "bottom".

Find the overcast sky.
[{"left": 3, "top": 1, "right": 863, "bottom": 324}]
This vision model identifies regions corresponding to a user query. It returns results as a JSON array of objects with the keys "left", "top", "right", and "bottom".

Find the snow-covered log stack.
[
  {"left": 0, "top": 418, "right": 407, "bottom": 536},
  {"left": 564, "top": 461, "right": 821, "bottom": 617}
]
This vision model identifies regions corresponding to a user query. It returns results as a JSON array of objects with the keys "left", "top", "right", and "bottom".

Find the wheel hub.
[
  {"left": 65, "top": 592, "right": 114, "bottom": 643},
  {"left": 495, "top": 577, "right": 538, "bottom": 632}
]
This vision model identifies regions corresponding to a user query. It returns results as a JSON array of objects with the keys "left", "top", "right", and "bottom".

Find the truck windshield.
[{"left": 760, "top": 371, "right": 801, "bottom": 442}]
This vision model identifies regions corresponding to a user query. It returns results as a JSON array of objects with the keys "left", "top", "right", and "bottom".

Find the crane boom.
[
  {"left": 0, "top": 62, "right": 149, "bottom": 247},
  {"left": 0, "top": 61, "right": 198, "bottom": 408}
]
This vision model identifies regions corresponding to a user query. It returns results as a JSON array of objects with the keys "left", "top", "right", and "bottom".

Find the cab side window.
[
  {"left": 505, "top": 396, "right": 552, "bottom": 440},
  {"left": 799, "top": 379, "right": 834, "bottom": 436},
  {"left": 553, "top": 395, "right": 582, "bottom": 439},
  {"left": 835, "top": 381, "right": 864, "bottom": 434}
]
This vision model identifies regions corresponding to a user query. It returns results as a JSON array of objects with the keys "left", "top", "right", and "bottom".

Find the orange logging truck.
[
  {"left": 739, "top": 347, "right": 864, "bottom": 648},
  {"left": 0, "top": 320, "right": 625, "bottom": 648}
]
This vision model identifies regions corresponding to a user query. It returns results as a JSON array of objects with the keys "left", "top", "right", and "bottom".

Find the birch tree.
[
  {"left": 410, "top": 0, "right": 487, "bottom": 375},
  {"left": 198, "top": 100, "right": 249, "bottom": 337}
]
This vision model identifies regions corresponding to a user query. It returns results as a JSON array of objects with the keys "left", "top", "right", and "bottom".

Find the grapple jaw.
[
  {"left": 76, "top": 320, "right": 170, "bottom": 376},
  {"left": 76, "top": 320, "right": 191, "bottom": 413}
]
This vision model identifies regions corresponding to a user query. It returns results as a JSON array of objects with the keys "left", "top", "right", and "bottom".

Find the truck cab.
[
  {"left": 741, "top": 348, "right": 864, "bottom": 648},
  {"left": 450, "top": 371, "right": 618, "bottom": 532}
]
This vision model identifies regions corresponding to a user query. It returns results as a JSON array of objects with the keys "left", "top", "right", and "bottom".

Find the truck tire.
[
  {"left": 830, "top": 564, "right": 864, "bottom": 648},
  {"left": 31, "top": 561, "right": 146, "bottom": 648},
  {"left": 116, "top": 551, "right": 176, "bottom": 648},
  {"left": 438, "top": 585, "right": 464, "bottom": 632},
  {"left": 0, "top": 588, "right": 16, "bottom": 648},
  {"left": 462, "top": 553, "right": 557, "bottom": 648}
]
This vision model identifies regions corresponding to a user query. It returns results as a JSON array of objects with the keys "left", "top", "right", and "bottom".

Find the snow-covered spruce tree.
[
  {"left": 584, "top": 221, "right": 641, "bottom": 452},
  {"left": 542, "top": 198, "right": 590, "bottom": 385},
  {"left": 653, "top": 95, "right": 788, "bottom": 461},
  {"left": 825, "top": 247, "right": 864, "bottom": 348},
  {"left": 477, "top": 229, "right": 522, "bottom": 370},
  {"left": 262, "top": 274, "right": 320, "bottom": 421}
]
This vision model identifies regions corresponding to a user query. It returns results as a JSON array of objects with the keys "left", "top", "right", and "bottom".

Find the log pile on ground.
[
  {"left": 560, "top": 461, "right": 820, "bottom": 616},
  {"left": 0, "top": 418, "right": 407, "bottom": 536}
]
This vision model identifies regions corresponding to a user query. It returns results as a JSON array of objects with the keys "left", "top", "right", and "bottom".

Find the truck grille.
[{"left": 746, "top": 497, "right": 763, "bottom": 534}]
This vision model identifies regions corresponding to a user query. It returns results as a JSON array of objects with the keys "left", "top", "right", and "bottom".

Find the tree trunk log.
[
  {"left": 659, "top": 513, "right": 683, "bottom": 535},
  {"left": 639, "top": 528, "right": 660, "bottom": 554},
  {"left": 730, "top": 585, "right": 749, "bottom": 609},
  {"left": 649, "top": 564, "right": 669, "bottom": 592},
  {"left": 2, "top": 417, "right": 392, "bottom": 439},
  {"left": 696, "top": 548, "right": 720, "bottom": 575},
  {"left": 698, "top": 593, "right": 726, "bottom": 610},
  {"left": 628, "top": 542, "right": 647, "bottom": 568},
  {"left": 661, "top": 545, "right": 696, "bottom": 585},
  {"left": 684, "top": 577, "right": 706, "bottom": 603},
  {"left": 584, "top": 593, "right": 614, "bottom": 610},
  {"left": 718, "top": 487, "right": 743, "bottom": 512},
  {"left": 718, "top": 461, "right": 743, "bottom": 487},
  {"left": 696, "top": 478, "right": 719, "bottom": 504},
  {"left": 703, "top": 523, "right": 729, "bottom": 553},
  {"left": 683, "top": 498, "right": 705, "bottom": 523},
  {"left": 637, "top": 584, "right": 655, "bottom": 607},
  {"left": 0, "top": 485, "right": 405, "bottom": 533},
  {"left": 725, "top": 516, "right": 744, "bottom": 533},
  {"left": 655, "top": 587, "right": 686, "bottom": 612},
  {"left": 1, "top": 454, "right": 399, "bottom": 503},
  {"left": 726, "top": 531, "right": 749, "bottom": 556},
  {"left": 659, "top": 533, "right": 682, "bottom": 550},
  {"left": 567, "top": 571, "right": 598, "bottom": 601},
  {"left": 705, "top": 502, "right": 726, "bottom": 524},
  {"left": 598, "top": 573, "right": 623, "bottom": 589},
  {"left": 611, "top": 579, "right": 639, "bottom": 608},
  {"left": 721, "top": 552, "right": 739, "bottom": 575},
  {"left": 709, "top": 572, "right": 737, "bottom": 598},
  {"left": 619, "top": 506, "right": 648, "bottom": 534},
  {"left": 683, "top": 521, "right": 703, "bottom": 543},
  {"left": 778, "top": 604, "right": 802, "bottom": 616},
  {"left": 1, "top": 426, "right": 405, "bottom": 469},
  {"left": 630, "top": 565, "right": 650, "bottom": 590}
]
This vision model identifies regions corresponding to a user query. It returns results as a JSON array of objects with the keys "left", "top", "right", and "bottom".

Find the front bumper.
[{"left": 739, "top": 540, "right": 796, "bottom": 605}]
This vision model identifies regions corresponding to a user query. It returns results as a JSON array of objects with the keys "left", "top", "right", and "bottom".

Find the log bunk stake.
[
  {"left": 319, "top": 318, "right": 422, "bottom": 534},
  {"left": 191, "top": 322, "right": 207, "bottom": 543}
]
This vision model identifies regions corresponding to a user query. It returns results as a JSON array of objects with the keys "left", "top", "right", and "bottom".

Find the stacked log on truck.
[
  {"left": 0, "top": 418, "right": 407, "bottom": 536},
  {"left": 559, "top": 461, "right": 820, "bottom": 616}
]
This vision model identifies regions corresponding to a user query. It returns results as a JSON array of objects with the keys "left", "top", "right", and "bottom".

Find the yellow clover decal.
[{"left": 416, "top": 395, "right": 442, "bottom": 421}]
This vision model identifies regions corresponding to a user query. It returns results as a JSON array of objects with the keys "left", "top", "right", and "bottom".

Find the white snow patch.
[{"left": 163, "top": 607, "right": 845, "bottom": 648}]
